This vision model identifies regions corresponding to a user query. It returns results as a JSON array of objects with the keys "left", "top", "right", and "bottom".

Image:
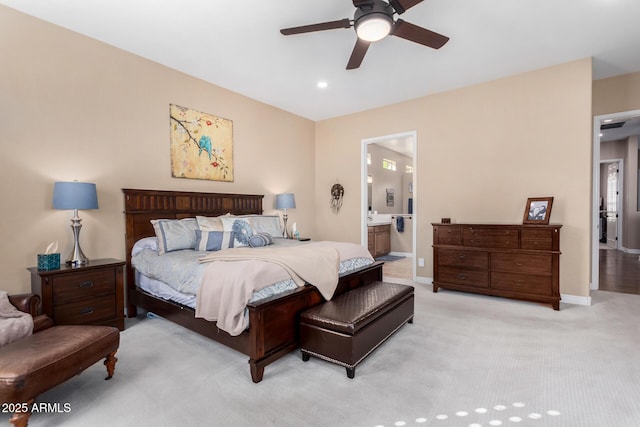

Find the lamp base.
[
  {"left": 282, "top": 212, "right": 290, "bottom": 239},
  {"left": 66, "top": 216, "right": 89, "bottom": 265}
]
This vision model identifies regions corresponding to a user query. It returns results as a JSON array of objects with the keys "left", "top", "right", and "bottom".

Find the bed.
[{"left": 123, "top": 188, "right": 383, "bottom": 382}]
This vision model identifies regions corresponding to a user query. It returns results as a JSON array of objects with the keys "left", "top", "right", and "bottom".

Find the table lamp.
[
  {"left": 53, "top": 181, "right": 99, "bottom": 265},
  {"left": 276, "top": 193, "right": 296, "bottom": 239}
]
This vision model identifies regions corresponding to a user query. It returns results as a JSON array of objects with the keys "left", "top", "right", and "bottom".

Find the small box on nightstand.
[{"left": 37, "top": 253, "right": 60, "bottom": 271}]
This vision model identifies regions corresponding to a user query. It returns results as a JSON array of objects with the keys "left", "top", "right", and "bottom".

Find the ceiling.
[
  {"left": 3, "top": 0, "right": 640, "bottom": 122},
  {"left": 600, "top": 116, "right": 640, "bottom": 143}
]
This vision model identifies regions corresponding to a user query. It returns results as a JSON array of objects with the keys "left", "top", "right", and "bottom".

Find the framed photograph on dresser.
[{"left": 523, "top": 196, "right": 553, "bottom": 225}]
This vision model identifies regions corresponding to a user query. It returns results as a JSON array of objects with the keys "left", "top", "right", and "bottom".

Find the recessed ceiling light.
[{"left": 317, "top": 81, "right": 328, "bottom": 89}]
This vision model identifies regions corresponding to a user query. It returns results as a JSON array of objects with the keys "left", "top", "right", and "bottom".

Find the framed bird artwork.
[{"left": 169, "top": 103, "right": 233, "bottom": 182}]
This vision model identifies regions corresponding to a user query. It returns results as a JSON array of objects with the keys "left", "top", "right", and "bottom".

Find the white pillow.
[
  {"left": 196, "top": 215, "right": 227, "bottom": 232},
  {"left": 132, "top": 237, "right": 159, "bottom": 256}
]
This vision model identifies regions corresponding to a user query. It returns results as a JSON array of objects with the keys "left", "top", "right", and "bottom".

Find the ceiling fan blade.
[
  {"left": 346, "top": 38, "right": 371, "bottom": 70},
  {"left": 353, "top": 0, "right": 374, "bottom": 7},
  {"left": 389, "top": 0, "right": 424, "bottom": 14},
  {"left": 280, "top": 18, "right": 351, "bottom": 35},
  {"left": 391, "top": 19, "right": 449, "bottom": 49}
]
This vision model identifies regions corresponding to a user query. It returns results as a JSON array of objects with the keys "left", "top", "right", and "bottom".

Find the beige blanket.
[
  {"left": 195, "top": 241, "right": 373, "bottom": 336},
  {"left": 0, "top": 291, "right": 34, "bottom": 347}
]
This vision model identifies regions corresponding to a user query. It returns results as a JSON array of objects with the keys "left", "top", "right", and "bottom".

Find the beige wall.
[
  {"left": 593, "top": 72, "right": 640, "bottom": 116},
  {"left": 316, "top": 58, "right": 593, "bottom": 297},
  {"left": 1, "top": 5, "right": 600, "bottom": 300},
  {"left": 0, "top": 6, "right": 316, "bottom": 294}
]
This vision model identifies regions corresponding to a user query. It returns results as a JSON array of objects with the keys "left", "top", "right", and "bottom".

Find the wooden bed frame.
[{"left": 123, "top": 188, "right": 383, "bottom": 382}]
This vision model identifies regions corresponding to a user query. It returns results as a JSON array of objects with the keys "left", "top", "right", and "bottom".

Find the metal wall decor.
[{"left": 330, "top": 183, "right": 344, "bottom": 213}]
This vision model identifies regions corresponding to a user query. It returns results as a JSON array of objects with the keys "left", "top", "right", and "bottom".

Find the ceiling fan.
[{"left": 280, "top": 0, "right": 449, "bottom": 70}]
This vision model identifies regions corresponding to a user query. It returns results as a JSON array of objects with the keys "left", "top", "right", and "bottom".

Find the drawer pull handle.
[
  {"left": 457, "top": 274, "right": 466, "bottom": 279},
  {"left": 79, "top": 281, "right": 94, "bottom": 288},
  {"left": 79, "top": 307, "right": 94, "bottom": 315},
  {"left": 458, "top": 254, "right": 466, "bottom": 259}
]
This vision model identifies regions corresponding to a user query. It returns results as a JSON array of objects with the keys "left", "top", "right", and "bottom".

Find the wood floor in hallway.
[
  {"left": 381, "top": 256, "right": 413, "bottom": 281},
  {"left": 599, "top": 248, "right": 640, "bottom": 295}
]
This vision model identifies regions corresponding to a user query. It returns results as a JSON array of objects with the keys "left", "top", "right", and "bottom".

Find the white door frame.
[
  {"left": 591, "top": 109, "right": 640, "bottom": 290},
  {"left": 602, "top": 159, "right": 623, "bottom": 250},
  {"left": 361, "top": 131, "right": 417, "bottom": 281}
]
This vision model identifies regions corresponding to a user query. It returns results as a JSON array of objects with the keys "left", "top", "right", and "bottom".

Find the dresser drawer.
[
  {"left": 521, "top": 228, "right": 553, "bottom": 250},
  {"left": 52, "top": 269, "right": 115, "bottom": 304},
  {"left": 434, "top": 226, "right": 462, "bottom": 245},
  {"left": 463, "top": 227, "right": 519, "bottom": 248},
  {"left": 438, "top": 266, "right": 489, "bottom": 288},
  {"left": 491, "top": 253, "right": 552, "bottom": 274},
  {"left": 437, "top": 248, "right": 488, "bottom": 269},
  {"left": 53, "top": 294, "right": 116, "bottom": 325},
  {"left": 491, "top": 272, "right": 552, "bottom": 296}
]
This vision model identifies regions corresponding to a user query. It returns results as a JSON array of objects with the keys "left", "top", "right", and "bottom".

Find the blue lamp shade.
[
  {"left": 53, "top": 182, "right": 98, "bottom": 210},
  {"left": 276, "top": 193, "right": 296, "bottom": 210}
]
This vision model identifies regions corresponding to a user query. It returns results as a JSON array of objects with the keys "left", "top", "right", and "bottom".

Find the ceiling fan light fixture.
[{"left": 355, "top": 13, "right": 393, "bottom": 42}]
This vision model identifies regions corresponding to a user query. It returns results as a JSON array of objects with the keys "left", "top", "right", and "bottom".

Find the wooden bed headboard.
[{"left": 122, "top": 188, "right": 264, "bottom": 312}]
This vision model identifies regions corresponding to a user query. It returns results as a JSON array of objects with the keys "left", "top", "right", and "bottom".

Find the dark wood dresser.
[
  {"left": 28, "top": 258, "right": 126, "bottom": 330},
  {"left": 432, "top": 223, "right": 561, "bottom": 310}
]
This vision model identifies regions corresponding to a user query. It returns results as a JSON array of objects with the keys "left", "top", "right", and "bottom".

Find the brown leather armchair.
[
  {"left": 7, "top": 293, "right": 53, "bottom": 332},
  {"left": 1, "top": 293, "right": 120, "bottom": 427}
]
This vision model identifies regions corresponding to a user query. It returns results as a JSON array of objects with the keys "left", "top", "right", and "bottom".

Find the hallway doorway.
[{"left": 592, "top": 109, "right": 640, "bottom": 292}]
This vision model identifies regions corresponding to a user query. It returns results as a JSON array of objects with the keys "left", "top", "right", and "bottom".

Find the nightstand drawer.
[
  {"left": 52, "top": 269, "right": 115, "bottom": 304},
  {"left": 53, "top": 295, "right": 116, "bottom": 325}
]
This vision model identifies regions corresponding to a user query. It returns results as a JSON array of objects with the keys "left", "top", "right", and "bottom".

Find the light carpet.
[{"left": 3, "top": 285, "right": 640, "bottom": 427}]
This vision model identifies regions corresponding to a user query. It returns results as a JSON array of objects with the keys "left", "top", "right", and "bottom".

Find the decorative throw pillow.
[
  {"left": 220, "top": 217, "right": 254, "bottom": 247},
  {"left": 248, "top": 232, "right": 273, "bottom": 248},
  {"left": 196, "top": 215, "right": 225, "bottom": 232},
  {"left": 151, "top": 218, "right": 198, "bottom": 255},
  {"left": 194, "top": 230, "right": 236, "bottom": 251}
]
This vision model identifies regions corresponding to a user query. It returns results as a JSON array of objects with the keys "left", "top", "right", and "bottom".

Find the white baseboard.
[
  {"left": 560, "top": 293, "right": 592, "bottom": 306},
  {"left": 389, "top": 251, "right": 412, "bottom": 257},
  {"left": 415, "top": 276, "right": 432, "bottom": 285},
  {"left": 415, "top": 276, "right": 592, "bottom": 307}
]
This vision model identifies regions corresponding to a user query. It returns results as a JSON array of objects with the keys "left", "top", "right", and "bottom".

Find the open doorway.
[
  {"left": 361, "top": 131, "right": 416, "bottom": 283},
  {"left": 592, "top": 110, "right": 640, "bottom": 293}
]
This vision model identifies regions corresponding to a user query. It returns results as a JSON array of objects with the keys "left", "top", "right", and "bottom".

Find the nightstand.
[{"left": 27, "top": 258, "right": 126, "bottom": 330}]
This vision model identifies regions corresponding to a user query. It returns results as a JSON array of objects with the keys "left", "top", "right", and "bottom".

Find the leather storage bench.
[
  {"left": 0, "top": 325, "right": 119, "bottom": 427},
  {"left": 300, "top": 281, "right": 414, "bottom": 378}
]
